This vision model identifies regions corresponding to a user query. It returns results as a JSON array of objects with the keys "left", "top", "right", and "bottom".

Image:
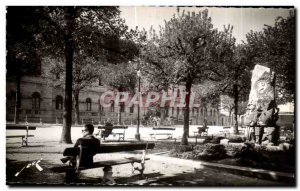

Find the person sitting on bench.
[
  {"left": 101, "top": 118, "right": 113, "bottom": 138},
  {"left": 61, "top": 124, "right": 100, "bottom": 167}
]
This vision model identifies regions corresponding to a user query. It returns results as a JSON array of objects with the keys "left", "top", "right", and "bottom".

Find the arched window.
[
  {"left": 210, "top": 109, "right": 213, "bottom": 116},
  {"left": 130, "top": 105, "right": 134, "bottom": 113},
  {"left": 110, "top": 101, "right": 115, "bottom": 112},
  {"left": 32, "top": 92, "right": 41, "bottom": 109},
  {"left": 56, "top": 95, "right": 63, "bottom": 110},
  {"left": 86, "top": 98, "right": 92, "bottom": 111},
  {"left": 120, "top": 102, "right": 125, "bottom": 113}
]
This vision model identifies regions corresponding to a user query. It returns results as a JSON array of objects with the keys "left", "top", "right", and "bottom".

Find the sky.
[{"left": 120, "top": 7, "right": 292, "bottom": 44}]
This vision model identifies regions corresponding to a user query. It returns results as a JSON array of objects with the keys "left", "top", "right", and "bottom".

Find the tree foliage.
[
  {"left": 141, "top": 9, "right": 235, "bottom": 145},
  {"left": 217, "top": 44, "right": 252, "bottom": 133},
  {"left": 6, "top": 7, "right": 42, "bottom": 123},
  {"left": 7, "top": 6, "right": 138, "bottom": 143},
  {"left": 244, "top": 11, "right": 295, "bottom": 103}
]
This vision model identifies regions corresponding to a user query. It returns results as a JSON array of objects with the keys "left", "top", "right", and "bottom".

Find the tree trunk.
[
  {"left": 98, "top": 99, "right": 102, "bottom": 123},
  {"left": 118, "top": 107, "right": 121, "bottom": 125},
  {"left": 196, "top": 108, "right": 199, "bottom": 125},
  {"left": 233, "top": 83, "right": 239, "bottom": 134},
  {"left": 181, "top": 80, "right": 192, "bottom": 145},
  {"left": 118, "top": 89, "right": 122, "bottom": 125},
  {"left": 228, "top": 110, "right": 232, "bottom": 126},
  {"left": 216, "top": 106, "right": 220, "bottom": 125},
  {"left": 74, "top": 91, "right": 80, "bottom": 125},
  {"left": 60, "top": 8, "right": 75, "bottom": 144},
  {"left": 14, "top": 75, "right": 21, "bottom": 124}
]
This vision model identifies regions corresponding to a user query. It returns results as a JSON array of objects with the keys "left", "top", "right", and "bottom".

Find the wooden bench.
[
  {"left": 149, "top": 127, "right": 175, "bottom": 140},
  {"left": 52, "top": 142, "right": 155, "bottom": 184},
  {"left": 222, "top": 126, "right": 231, "bottom": 137},
  {"left": 96, "top": 125, "right": 128, "bottom": 141},
  {"left": 6, "top": 124, "right": 36, "bottom": 146}
]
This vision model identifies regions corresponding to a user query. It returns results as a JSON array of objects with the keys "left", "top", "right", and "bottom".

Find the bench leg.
[
  {"left": 21, "top": 137, "right": 28, "bottom": 147},
  {"left": 65, "top": 169, "right": 78, "bottom": 183},
  {"left": 102, "top": 166, "right": 115, "bottom": 184},
  {"left": 131, "top": 162, "right": 145, "bottom": 178}
]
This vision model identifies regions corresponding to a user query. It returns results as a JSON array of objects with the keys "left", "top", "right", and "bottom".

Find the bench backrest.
[
  {"left": 98, "top": 126, "right": 128, "bottom": 138},
  {"left": 6, "top": 125, "right": 36, "bottom": 130},
  {"left": 98, "top": 126, "right": 128, "bottom": 129},
  {"left": 153, "top": 127, "right": 175, "bottom": 130},
  {"left": 63, "top": 143, "right": 155, "bottom": 156}
]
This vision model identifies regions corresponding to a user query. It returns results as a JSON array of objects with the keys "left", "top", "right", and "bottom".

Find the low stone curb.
[{"left": 149, "top": 154, "right": 295, "bottom": 184}]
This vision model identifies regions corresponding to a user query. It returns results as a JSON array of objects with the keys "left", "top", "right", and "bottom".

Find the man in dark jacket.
[
  {"left": 74, "top": 124, "right": 100, "bottom": 149},
  {"left": 61, "top": 124, "right": 100, "bottom": 167}
]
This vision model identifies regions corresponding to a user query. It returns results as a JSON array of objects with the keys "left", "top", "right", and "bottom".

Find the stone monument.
[{"left": 244, "top": 64, "right": 279, "bottom": 145}]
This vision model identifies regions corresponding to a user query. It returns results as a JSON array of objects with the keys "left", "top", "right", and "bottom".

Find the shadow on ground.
[{"left": 6, "top": 159, "right": 289, "bottom": 186}]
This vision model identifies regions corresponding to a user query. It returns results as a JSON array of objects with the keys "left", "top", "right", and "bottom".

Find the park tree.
[
  {"left": 99, "top": 59, "right": 138, "bottom": 124},
  {"left": 43, "top": 54, "right": 102, "bottom": 125},
  {"left": 6, "top": 7, "right": 42, "bottom": 124},
  {"left": 44, "top": 38, "right": 139, "bottom": 126},
  {"left": 141, "top": 9, "right": 235, "bottom": 145},
  {"left": 7, "top": 6, "right": 136, "bottom": 143},
  {"left": 218, "top": 45, "right": 252, "bottom": 134},
  {"left": 244, "top": 11, "right": 295, "bottom": 104},
  {"left": 193, "top": 81, "right": 221, "bottom": 125}
]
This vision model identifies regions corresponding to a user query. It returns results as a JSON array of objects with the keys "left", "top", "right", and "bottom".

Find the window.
[
  {"left": 32, "top": 92, "right": 41, "bottom": 109},
  {"left": 172, "top": 107, "right": 174, "bottom": 115},
  {"left": 130, "top": 105, "right": 134, "bottom": 113},
  {"left": 210, "top": 109, "right": 213, "bottom": 116},
  {"left": 200, "top": 108, "right": 203, "bottom": 116},
  {"left": 86, "top": 98, "right": 92, "bottom": 111},
  {"left": 120, "top": 102, "right": 125, "bottom": 113},
  {"left": 55, "top": 95, "right": 63, "bottom": 110},
  {"left": 165, "top": 106, "right": 169, "bottom": 116},
  {"left": 110, "top": 101, "right": 115, "bottom": 112}
]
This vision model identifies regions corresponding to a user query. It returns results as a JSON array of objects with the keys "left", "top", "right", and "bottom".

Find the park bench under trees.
[
  {"left": 53, "top": 142, "right": 155, "bottom": 184},
  {"left": 6, "top": 124, "right": 36, "bottom": 146},
  {"left": 96, "top": 125, "right": 128, "bottom": 141},
  {"left": 149, "top": 127, "right": 175, "bottom": 140},
  {"left": 193, "top": 126, "right": 209, "bottom": 137}
]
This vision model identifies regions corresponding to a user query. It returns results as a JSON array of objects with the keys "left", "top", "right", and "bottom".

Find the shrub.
[
  {"left": 228, "top": 136, "right": 245, "bottom": 143},
  {"left": 234, "top": 143, "right": 269, "bottom": 167},
  {"left": 193, "top": 144, "right": 228, "bottom": 161}
]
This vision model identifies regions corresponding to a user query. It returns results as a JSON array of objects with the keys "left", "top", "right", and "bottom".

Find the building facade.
[{"left": 6, "top": 60, "right": 223, "bottom": 126}]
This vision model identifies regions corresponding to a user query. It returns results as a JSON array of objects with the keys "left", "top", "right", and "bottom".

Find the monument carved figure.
[{"left": 244, "top": 64, "right": 279, "bottom": 145}]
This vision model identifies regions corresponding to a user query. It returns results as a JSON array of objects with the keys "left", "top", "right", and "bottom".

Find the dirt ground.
[{"left": 5, "top": 125, "right": 291, "bottom": 186}]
